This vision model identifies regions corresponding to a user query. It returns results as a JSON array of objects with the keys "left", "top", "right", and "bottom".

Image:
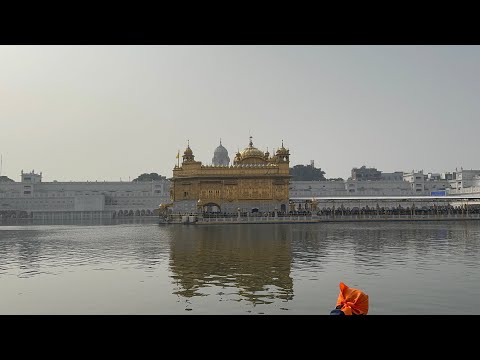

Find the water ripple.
[{"left": 1, "top": 221, "right": 480, "bottom": 314}]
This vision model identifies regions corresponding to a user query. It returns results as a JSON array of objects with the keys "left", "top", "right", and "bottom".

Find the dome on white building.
[{"left": 212, "top": 139, "right": 230, "bottom": 166}]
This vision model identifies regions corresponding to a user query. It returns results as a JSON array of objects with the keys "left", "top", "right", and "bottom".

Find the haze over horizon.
[{"left": 1, "top": 45, "right": 479, "bottom": 182}]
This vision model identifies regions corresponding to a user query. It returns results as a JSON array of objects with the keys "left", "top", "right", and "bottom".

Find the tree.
[
  {"left": 0, "top": 176, "right": 14, "bottom": 182},
  {"left": 132, "top": 173, "right": 166, "bottom": 182},
  {"left": 290, "top": 164, "right": 326, "bottom": 181}
]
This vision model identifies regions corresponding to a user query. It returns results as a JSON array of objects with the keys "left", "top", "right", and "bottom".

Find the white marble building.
[
  {"left": 289, "top": 179, "right": 419, "bottom": 197},
  {"left": 0, "top": 171, "right": 170, "bottom": 220},
  {"left": 449, "top": 169, "right": 480, "bottom": 191},
  {"left": 289, "top": 167, "right": 471, "bottom": 199},
  {"left": 3, "top": 166, "right": 479, "bottom": 220}
]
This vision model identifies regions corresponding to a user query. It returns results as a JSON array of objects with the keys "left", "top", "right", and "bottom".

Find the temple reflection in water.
[{"left": 167, "top": 224, "right": 294, "bottom": 305}]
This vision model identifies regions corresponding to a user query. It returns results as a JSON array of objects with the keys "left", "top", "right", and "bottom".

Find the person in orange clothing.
[{"left": 330, "top": 282, "right": 369, "bottom": 315}]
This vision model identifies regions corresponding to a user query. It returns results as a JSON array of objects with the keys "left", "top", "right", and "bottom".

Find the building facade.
[
  {"left": 0, "top": 170, "right": 170, "bottom": 220},
  {"left": 350, "top": 166, "right": 382, "bottom": 181},
  {"left": 450, "top": 169, "right": 480, "bottom": 191}
]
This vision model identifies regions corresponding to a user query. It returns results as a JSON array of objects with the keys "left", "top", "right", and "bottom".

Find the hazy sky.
[{"left": 1, "top": 45, "right": 479, "bottom": 182}]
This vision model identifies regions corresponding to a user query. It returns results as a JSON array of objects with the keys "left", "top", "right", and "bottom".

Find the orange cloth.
[{"left": 335, "top": 282, "right": 369, "bottom": 315}]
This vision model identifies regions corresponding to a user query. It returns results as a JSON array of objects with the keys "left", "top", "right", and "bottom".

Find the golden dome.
[
  {"left": 184, "top": 140, "right": 193, "bottom": 156},
  {"left": 276, "top": 140, "right": 288, "bottom": 155},
  {"left": 240, "top": 136, "right": 264, "bottom": 158},
  {"left": 240, "top": 147, "right": 264, "bottom": 158}
]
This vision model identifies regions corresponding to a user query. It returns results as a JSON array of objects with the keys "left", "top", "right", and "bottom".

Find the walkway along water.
[{"left": 160, "top": 213, "right": 480, "bottom": 225}]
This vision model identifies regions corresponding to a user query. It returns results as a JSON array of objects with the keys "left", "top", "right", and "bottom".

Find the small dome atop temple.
[
  {"left": 182, "top": 140, "right": 195, "bottom": 162},
  {"left": 184, "top": 145, "right": 193, "bottom": 156},
  {"left": 276, "top": 140, "right": 289, "bottom": 155}
]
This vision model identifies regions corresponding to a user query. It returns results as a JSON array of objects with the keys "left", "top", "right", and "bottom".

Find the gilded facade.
[{"left": 170, "top": 137, "right": 290, "bottom": 214}]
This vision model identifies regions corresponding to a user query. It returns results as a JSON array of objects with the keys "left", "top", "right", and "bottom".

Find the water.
[{"left": 1, "top": 219, "right": 479, "bottom": 315}]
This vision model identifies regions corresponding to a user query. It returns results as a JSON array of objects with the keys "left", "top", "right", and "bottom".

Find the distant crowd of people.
[
  {"left": 0, "top": 210, "right": 30, "bottom": 219},
  {"left": 199, "top": 204, "right": 480, "bottom": 218},
  {"left": 313, "top": 204, "right": 480, "bottom": 216}
]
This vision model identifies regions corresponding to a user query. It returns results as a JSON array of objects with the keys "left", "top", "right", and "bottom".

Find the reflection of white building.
[{"left": 0, "top": 171, "right": 170, "bottom": 220}]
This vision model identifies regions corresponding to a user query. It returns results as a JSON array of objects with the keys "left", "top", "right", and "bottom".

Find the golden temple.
[{"left": 169, "top": 136, "right": 290, "bottom": 214}]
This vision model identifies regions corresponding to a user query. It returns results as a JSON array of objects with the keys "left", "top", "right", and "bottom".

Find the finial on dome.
[
  {"left": 282, "top": 140, "right": 284, "bottom": 147},
  {"left": 249, "top": 135, "right": 253, "bottom": 147},
  {"left": 220, "top": 138, "right": 222, "bottom": 146}
]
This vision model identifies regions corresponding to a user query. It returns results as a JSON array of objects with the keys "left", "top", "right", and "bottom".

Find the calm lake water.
[{"left": 1, "top": 219, "right": 480, "bottom": 315}]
